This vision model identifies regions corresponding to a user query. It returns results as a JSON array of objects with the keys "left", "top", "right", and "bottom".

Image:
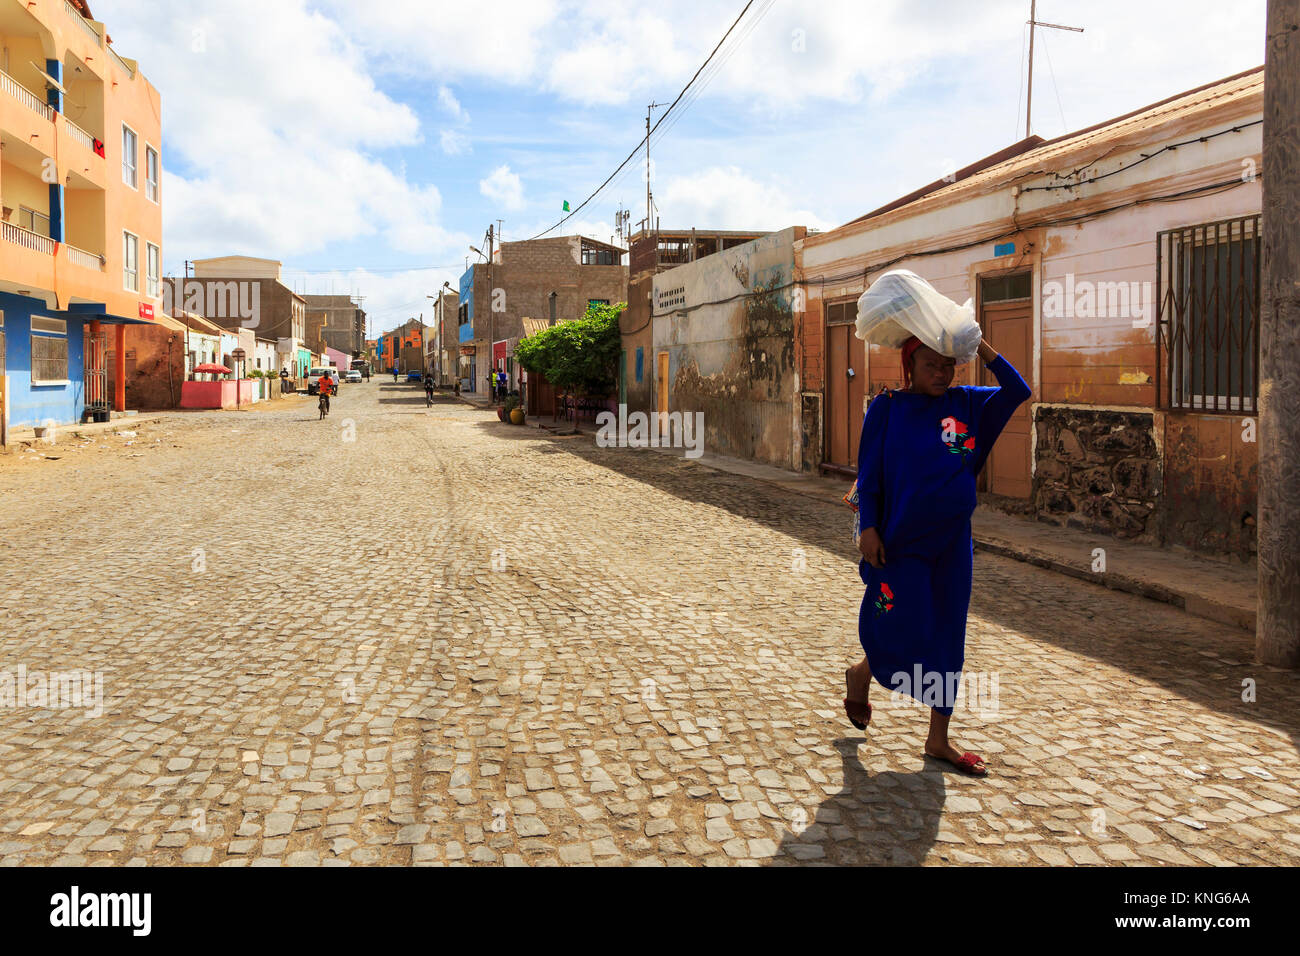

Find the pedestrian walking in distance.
[{"left": 843, "top": 335, "right": 1030, "bottom": 775}]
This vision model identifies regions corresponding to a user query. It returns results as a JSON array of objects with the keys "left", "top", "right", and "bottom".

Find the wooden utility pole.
[
  {"left": 1257, "top": 0, "right": 1300, "bottom": 667},
  {"left": 1025, "top": 0, "right": 1083, "bottom": 138}
]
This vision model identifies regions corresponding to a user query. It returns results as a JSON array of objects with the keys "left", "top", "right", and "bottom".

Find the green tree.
[{"left": 515, "top": 301, "right": 624, "bottom": 431}]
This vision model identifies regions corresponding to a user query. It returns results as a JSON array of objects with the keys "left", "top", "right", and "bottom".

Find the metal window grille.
[
  {"left": 1156, "top": 214, "right": 1260, "bottom": 414},
  {"left": 32, "top": 334, "right": 68, "bottom": 382}
]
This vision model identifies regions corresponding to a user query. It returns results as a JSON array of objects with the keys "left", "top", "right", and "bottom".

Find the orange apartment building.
[{"left": 0, "top": 0, "right": 161, "bottom": 431}]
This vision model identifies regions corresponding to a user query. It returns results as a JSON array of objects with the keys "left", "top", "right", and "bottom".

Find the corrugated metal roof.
[{"left": 849, "top": 66, "right": 1264, "bottom": 228}]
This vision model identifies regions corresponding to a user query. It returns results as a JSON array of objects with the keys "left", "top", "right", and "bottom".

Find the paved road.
[{"left": 0, "top": 383, "right": 1295, "bottom": 866}]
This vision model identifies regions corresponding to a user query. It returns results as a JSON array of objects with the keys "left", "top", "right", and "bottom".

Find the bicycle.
[
  {"left": 425, "top": 384, "right": 435, "bottom": 407},
  {"left": 318, "top": 392, "right": 330, "bottom": 419}
]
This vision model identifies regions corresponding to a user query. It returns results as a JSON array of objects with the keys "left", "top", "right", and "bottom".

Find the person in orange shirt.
[{"left": 318, "top": 371, "right": 335, "bottom": 414}]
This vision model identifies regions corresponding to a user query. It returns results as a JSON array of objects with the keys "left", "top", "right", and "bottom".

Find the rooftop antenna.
[{"left": 1025, "top": 0, "right": 1082, "bottom": 138}]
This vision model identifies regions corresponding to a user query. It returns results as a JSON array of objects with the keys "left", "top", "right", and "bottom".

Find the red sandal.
[
  {"left": 844, "top": 668, "right": 872, "bottom": 730},
  {"left": 926, "top": 750, "right": 987, "bottom": 776}
]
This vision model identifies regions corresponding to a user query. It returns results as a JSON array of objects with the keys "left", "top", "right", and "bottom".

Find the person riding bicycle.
[
  {"left": 423, "top": 371, "right": 435, "bottom": 401},
  {"left": 392, "top": 367, "right": 399, "bottom": 383},
  {"left": 319, "top": 371, "right": 335, "bottom": 414}
]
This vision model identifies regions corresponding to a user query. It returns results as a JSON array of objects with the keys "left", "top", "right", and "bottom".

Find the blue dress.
[{"left": 855, "top": 355, "right": 1030, "bottom": 714}]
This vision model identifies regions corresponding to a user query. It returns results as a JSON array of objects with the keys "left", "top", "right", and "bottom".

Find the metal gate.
[{"left": 84, "top": 329, "right": 109, "bottom": 420}]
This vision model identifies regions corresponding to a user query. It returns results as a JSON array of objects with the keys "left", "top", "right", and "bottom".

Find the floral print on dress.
[
  {"left": 873, "top": 581, "right": 895, "bottom": 617},
  {"left": 940, "top": 416, "right": 975, "bottom": 458}
]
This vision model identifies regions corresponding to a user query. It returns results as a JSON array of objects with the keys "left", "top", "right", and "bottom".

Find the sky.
[{"left": 94, "top": 0, "right": 1267, "bottom": 338}]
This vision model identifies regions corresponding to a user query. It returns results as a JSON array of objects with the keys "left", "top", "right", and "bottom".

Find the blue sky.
[{"left": 95, "top": 0, "right": 1266, "bottom": 336}]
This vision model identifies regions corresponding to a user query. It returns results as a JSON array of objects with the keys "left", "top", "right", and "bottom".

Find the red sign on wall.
[{"left": 138, "top": 303, "right": 155, "bottom": 319}]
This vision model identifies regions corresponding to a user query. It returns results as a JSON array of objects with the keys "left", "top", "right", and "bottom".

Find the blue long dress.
[{"left": 855, "top": 354, "right": 1030, "bottom": 715}]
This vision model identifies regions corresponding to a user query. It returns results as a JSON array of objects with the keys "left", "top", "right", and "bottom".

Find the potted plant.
[{"left": 502, "top": 392, "right": 524, "bottom": 425}]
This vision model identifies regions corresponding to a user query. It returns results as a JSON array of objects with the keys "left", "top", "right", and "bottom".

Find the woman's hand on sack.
[{"left": 858, "top": 527, "right": 886, "bottom": 568}]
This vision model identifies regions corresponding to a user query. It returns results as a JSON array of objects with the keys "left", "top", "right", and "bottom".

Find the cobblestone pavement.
[{"left": 0, "top": 384, "right": 1296, "bottom": 867}]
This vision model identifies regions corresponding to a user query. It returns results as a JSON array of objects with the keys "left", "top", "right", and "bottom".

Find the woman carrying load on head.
[{"left": 842, "top": 333, "right": 1030, "bottom": 775}]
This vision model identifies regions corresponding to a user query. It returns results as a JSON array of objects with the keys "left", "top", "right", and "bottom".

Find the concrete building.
[
  {"left": 165, "top": 256, "right": 307, "bottom": 379},
  {"left": 302, "top": 294, "right": 365, "bottom": 356},
  {"left": 377, "top": 318, "right": 422, "bottom": 375},
  {"left": 457, "top": 235, "right": 626, "bottom": 396},
  {"left": 427, "top": 288, "right": 457, "bottom": 385},
  {"left": 0, "top": 0, "right": 162, "bottom": 429},
  {"left": 623, "top": 228, "right": 770, "bottom": 416},
  {"left": 797, "top": 67, "right": 1264, "bottom": 558},
  {"left": 650, "top": 228, "right": 807, "bottom": 468}
]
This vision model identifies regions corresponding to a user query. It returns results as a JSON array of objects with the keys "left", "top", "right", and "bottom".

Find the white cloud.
[
  {"left": 437, "top": 85, "right": 469, "bottom": 123},
  {"left": 95, "top": 0, "right": 466, "bottom": 265},
  {"left": 479, "top": 164, "right": 526, "bottom": 211},
  {"left": 440, "top": 129, "right": 472, "bottom": 155},
  {"left": 655, "top": 167, "right": 834, "bottom": 233}
]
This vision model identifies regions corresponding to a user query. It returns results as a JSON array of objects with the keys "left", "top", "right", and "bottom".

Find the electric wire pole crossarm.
[{"left": 1025, "top": 0, "right": 1083, "bottom": 137}]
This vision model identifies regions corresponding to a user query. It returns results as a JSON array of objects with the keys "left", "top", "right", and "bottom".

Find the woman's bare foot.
[{"left": 845, "top": 660, "right": 871, "bottom": 704}]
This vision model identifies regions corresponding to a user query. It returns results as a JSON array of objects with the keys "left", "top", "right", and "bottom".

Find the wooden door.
[
  {"left": 982, "top": 298, "right": 1033, "bottom": 498},
  {"left": 824, "top": 303, "right": 865, "bottom": 468}
]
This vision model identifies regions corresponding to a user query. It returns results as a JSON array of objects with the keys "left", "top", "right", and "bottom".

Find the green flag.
[{"left": 562, "top": 200, "right": 570, "bottom": 212}]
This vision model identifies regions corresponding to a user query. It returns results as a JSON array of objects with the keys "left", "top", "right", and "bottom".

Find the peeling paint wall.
[
  {"left": 1163, "top": 411, "right": 1258, "bottom": 559},
  {"left": 651, "top": 228, "right": 804, "bottom": 468}
]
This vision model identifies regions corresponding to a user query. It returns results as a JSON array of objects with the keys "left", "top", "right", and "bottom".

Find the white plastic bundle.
[{"left": 854, "top": 269, "right": 982, "bottom": 365}]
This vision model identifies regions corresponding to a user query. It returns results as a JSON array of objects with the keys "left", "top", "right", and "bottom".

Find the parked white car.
[{"left": 345, "top": 369, "right": 362, "bottom": 384}]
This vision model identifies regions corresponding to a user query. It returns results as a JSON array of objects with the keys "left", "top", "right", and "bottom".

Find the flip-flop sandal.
[
  {"left": 843, "top": 668, "right": 872, "bottom": 730},
  {"left": 926, "top": 750, "right": 988, "bottom": 776}
]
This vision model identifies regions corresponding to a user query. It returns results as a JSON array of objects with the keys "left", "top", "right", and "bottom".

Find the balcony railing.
[
  {"left": 65, "top": 243, "right": 105, "bottom": 271},
  {"left": 1, "top": 70, "right": 54, "bottom": 122},
  {"left": 64, "top": 1, "right": 103, "bottom": 46},
  {"left": 107, "top": 45, "right": 135, "bottom": 78},
  {"left": 1, "top": 220, "right": 56, "bottom": 255},
  {"left": 64, "top": 117, "right": 96, "bottom": 151}
]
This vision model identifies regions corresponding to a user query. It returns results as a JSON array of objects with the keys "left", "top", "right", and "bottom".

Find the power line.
[{"left": 528, "top": 0, "right": 760, "bottom": 240}]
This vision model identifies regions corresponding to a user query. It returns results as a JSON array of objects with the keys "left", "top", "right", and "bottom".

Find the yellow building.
[{"left": 0, "top": 0, "right": 161, "bottom": 429}]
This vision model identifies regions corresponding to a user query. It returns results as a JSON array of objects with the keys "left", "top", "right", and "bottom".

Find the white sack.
[{"left": 854, "top": 269, "right": 982, "bottom": 365}]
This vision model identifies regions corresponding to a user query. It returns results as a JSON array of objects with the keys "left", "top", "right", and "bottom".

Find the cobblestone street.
[{"left": 0, "top": 383, "right": 1296, "bottom": 867}]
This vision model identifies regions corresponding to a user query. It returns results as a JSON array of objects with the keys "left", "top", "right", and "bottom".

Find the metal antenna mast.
[{"left": 1026, "top": 0, "right": 1082, "bottom": 138}]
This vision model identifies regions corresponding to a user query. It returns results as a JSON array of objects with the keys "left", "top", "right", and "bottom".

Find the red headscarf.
[{"left": 901, "top": 336, "right": 923, "bottom": 387}]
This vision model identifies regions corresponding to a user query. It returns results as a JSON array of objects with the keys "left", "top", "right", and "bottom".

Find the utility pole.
[
  {"left": 1258, "top": 0, "right": 1300, "bottom": 667},
  {"left": 1025, "top": 1, "right": 1083, "bottom": 138},
  {"left": 487, "top": 224, "right": 495, "bottom": 397},
  {"left": 646, "top": 101, "right": 665, "bottom": 233}
]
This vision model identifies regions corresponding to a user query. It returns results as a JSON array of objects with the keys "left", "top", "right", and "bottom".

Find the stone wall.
[{"left": 1033, "top": 405, "right": 1160, "bottom": 540}]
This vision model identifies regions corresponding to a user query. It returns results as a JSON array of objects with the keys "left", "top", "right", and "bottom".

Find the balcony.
[
  {"left": 1, "top": 219, "right": 56, "bottom": 255},
  {"left": 65, "top": 243, "right": 105, "bottom": 271},
  {"left": 107, "top": 45, "right": 135, "bottom": 78},
  {"left": 64, "top": 1, "right": 104, "bottom": 47},
  {"left": 1, "top": 70, "right": 54, "bottom": 122},
  {"left": 63, "top": 115, "right": 97, "bottom": 152}
]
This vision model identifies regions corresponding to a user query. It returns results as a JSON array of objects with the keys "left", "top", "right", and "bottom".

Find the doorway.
[
  {"left": 823, "top": 300, "right": 865, "bottom": 471},
  {"left": 656, "top": 351, "right": 669, "bottom": 436},
  {"left": 979, "top": 272, "right": 1033, "bottom": 498}
]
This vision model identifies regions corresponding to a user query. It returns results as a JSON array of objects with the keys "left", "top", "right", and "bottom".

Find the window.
[
  {"left": 31, "top": 316, "right": 68, "bottom": 384},
  {"left": 145, "top": 145, "right": 159, "bottom": 202},
  {"left": 1157, "top": 215, "right": 1260, "bottom": 413},
  {"left": 18, "top": 206, "right": 51, "bottom": 237},
  {"left": 123, "top": 231, "right": 138, "bottom": 291},
  {"left": 122, "top": 124, "right": 138, "bottom": 188},
  {"left": 146, "top": 242, "right": 160, "bottom": 297},
  {"left": 979, "top": 272, "right": 1032, "bottom": 302},
  {"left": 582, "top": 244, "right": 615, "bottom": 266}
]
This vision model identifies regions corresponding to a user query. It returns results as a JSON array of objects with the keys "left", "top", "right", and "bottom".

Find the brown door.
[
  {"left": 824, "top": 302, "right": 865, "bottom": 468},
  {"left": 981, "top": 297, "right": 1033, "bottom": 498}
]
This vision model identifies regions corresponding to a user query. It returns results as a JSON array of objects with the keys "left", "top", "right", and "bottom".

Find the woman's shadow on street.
[{"left": 770, "top": 737, "right": 947, "bottom": 866}]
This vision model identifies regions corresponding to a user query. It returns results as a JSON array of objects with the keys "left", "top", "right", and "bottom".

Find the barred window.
[
  {"left": 31, "top": 316, "right": 69, "bottom": 384},
  {"left": 1157, "top": 215, "right": 1260, "bottom": 413}
]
